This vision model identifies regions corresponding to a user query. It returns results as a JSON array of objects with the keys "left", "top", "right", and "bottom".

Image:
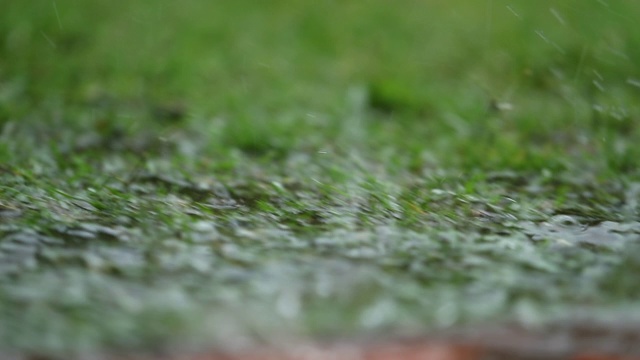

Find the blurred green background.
[{"left": 2, "top": 0, "right": 639, "bottom": 169}]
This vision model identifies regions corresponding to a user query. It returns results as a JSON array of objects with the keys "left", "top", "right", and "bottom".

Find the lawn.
[{"left": 1, "top": 0, "right": 640, "bottom": 357}]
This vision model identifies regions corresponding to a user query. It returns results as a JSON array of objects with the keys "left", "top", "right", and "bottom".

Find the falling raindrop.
[
  {"left": 52, "top": 1, "right": 62, "bottom": 29},
  {"left": 626, "top": 78, "right": 640, "bottom": 89},
  {"left": 506, "top": 5, "right": 521, "bottom": 19},
  {"left": 549, "top": 8, "right": 566, "bottom": 26}
]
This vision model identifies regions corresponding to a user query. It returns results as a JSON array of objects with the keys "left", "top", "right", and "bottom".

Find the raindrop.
[
  {"left": 626, "top": 78, "right": 640, "bottom": 89},
  {"left": 535, "top": 30, "right": 549, "bottom": 42},
  {"left": 592, "top": 80, "right": 605, "bottom": 92},
  {"left": 41, "top": 32, "right": 56, "bottom": 48},
  {"left": 550, "top": 8, "right": 566, "bottom": 26},
  {"left": 593, "top": 70, "right": 604, "bottom": 81},
  {"left": 534, "top": 30, "right": 565, "bottom": 54},
  {"left": 506, "top": 5, "right": 521, "bottom": 19},
  {"left": 52, "top": 1, "right": 62, "bottom": 30}
]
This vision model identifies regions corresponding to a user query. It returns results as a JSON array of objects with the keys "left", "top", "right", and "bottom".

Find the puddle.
[{"left": 519, "top": 215, "right": 640, "bottom": 249}]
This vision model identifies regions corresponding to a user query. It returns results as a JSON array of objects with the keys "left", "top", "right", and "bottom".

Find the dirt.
[{"left": 95, "top": 320, "right": 640, "bottom": 360}]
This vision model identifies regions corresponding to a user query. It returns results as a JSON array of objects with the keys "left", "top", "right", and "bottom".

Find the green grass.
[{"left": 1, "top": 0, "right": 640, "bottom": 356}]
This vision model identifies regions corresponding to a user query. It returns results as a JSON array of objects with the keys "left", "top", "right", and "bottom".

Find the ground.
[{"left": 1, "top": 1, "right": 640, "bottom": 358}]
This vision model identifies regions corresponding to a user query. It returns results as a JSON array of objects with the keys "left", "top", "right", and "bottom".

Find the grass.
[{"left": 1, "top": 0, "right": 640, "bottom": 356}]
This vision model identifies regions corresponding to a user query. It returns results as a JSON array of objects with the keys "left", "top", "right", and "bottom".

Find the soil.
[{"left": 106, "top": 320, "right": 640, "bottom": 360}]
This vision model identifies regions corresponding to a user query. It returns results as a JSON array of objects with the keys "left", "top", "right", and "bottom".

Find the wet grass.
[{"left": 1, "top": 0, "right": 640, "bottom": 356}]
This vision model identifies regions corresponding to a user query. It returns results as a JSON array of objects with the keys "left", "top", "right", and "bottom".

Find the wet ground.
[
  {"left": 8, "top": 320, "right": 636, "bottom": 360},
  {"left": 103, "top": 325, "right": 640, "bottom": 360}
]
